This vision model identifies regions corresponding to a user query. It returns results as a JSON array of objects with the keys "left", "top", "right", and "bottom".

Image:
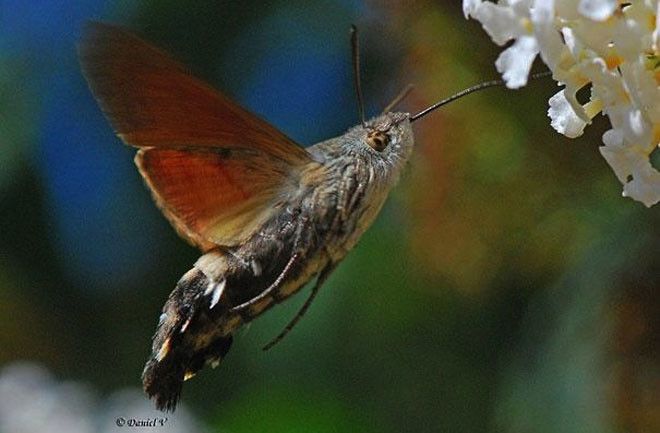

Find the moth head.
[
  {"left": 330, "top": 111, "right": 415, "bottom": 185},
  {"left": 354, "top": 111, "right": 414, "bottom": 165}
]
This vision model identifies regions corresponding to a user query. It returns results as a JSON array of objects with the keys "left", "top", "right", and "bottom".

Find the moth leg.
[
  {"left": 262, "top": 263, "right": 336, "bottom": 351},
  {"left": 229, "top": 216, "right": 308, "bottom": 313},
  {"left": 229, "top": 251, "right": 299, "bottom": 312}
]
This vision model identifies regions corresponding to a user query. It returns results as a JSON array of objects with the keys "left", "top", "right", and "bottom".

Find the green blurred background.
[{"left": 0, "top": 1, "right": 657, "bottom": 432}]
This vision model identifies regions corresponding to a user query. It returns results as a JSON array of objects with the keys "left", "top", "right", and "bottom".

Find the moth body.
[
  {"left": 79, "top": 22, "right": 415, "bottom": 411},
  {"left": 142, "top": 113, "right": 414, "bottom": 409}
]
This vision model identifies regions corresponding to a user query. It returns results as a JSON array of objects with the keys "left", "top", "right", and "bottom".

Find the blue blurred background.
[{"left": 0, "top": 1, "right": 657, "bottom": 432}]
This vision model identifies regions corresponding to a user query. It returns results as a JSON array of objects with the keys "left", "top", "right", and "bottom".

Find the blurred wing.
[
  {"left": 78, "top": 21, "right": 310, "bottom": 165},
  {"left": 79, "top": 22, "right": 312, "bottom": 249}
]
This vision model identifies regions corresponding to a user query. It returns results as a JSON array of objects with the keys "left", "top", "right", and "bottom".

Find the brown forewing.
[{"left": 78, "top": 21, "right": 310, "bottom": 164}]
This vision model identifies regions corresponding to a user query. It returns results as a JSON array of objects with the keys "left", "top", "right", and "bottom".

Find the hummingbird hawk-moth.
[{"left": 79, "top": 21, "right": 503, "bottom": 411}]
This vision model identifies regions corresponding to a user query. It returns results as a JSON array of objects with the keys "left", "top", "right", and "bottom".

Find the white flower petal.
[
  {"left": 548, "top": 90, "right": 588, "bottom": 137},
  {"left": 472, "top": 1, "right": 524, "bottom": 45},
  {"left": 602, "top": 128, "right": 623, "bottom": 146},
  {"left": 599, "top": 131, "right": 660, "bottom": 207},
  {"left": 599, "top": 129, "right": 629, "bottom": 182},
  {"left": 608, "top": 104, "right": 654, "bottom": 151},
  {"left": 532, "top": 0, "right": 556, "bottom": 18},
  {"left": 580, "top": 57, "right": 625, "bottom": 108},
  {"left": 627, "top": 109, "right": 646, "bottom": 138},
  {"left": 612, "top": 5, "right": 650, "bottom": 62},
  {"left": 510, "top": 0, "right": 535, "bottom": 17},
  {"left": 578, "top": 0, "right": 618, "bottom": 21},
  {"left": 560, "top": 27, "right": 579, "bottom": 56},
  {"left": 462, "top": 0, "right": 482, "bottom": 18},
  {"left": 495, "top": 35, "right": 539, "bottom": 88},
  {"left": 622, "top": 164, "right": 660, "bottom": 207},
  {"left": 619, "top": 60, "right": 660, "bottom": 124},
  {"left": 532, "top": 0, "right": 566, "bottom": 70}
]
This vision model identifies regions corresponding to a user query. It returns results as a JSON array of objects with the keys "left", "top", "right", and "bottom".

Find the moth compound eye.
[{"left": 366, "top": 130, "right": 389, "bottom": 152}]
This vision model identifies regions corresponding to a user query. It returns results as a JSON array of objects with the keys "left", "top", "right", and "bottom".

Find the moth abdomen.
[
  {"left": 141, "top": 238, "right": 307, "bottom": 411},
  {"left": 142, "top": 266, "right": 236, "bottom": 411},
  {"left": 142, "top": 332, "right": 233, "bottom": 411}
]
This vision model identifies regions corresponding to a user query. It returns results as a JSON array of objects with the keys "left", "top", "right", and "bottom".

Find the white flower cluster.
[{"left": 463, "top": 0, "right": 660, "bottom": 207}]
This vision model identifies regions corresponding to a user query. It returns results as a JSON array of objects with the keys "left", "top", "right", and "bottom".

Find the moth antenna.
[
  {"left": 382, "top": 83, "right": 414, "bottom": 114},
  {"left": 350, "top": 25, "right": 366, "bottom": 127},
  {"left": 409, "top": 70, "right": 552, "bottom": 122}
]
